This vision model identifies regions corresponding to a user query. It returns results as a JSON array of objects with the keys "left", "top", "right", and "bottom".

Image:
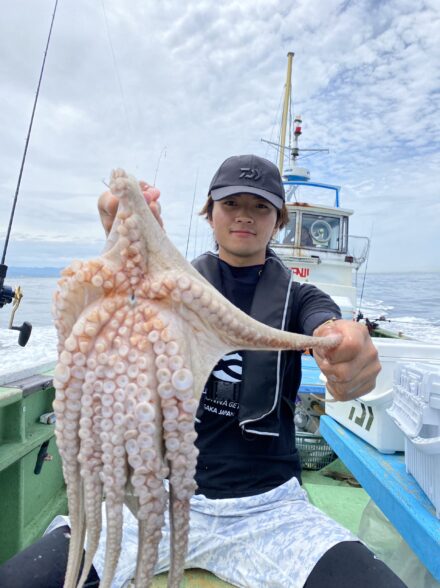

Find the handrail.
[{"left": 283, "top": 180, "right": 341, "bottom": 208}]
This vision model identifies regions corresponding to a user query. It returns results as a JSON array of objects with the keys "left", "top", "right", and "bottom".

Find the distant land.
[
  {"left": 8, "top": 267, "right": 63, "bottom": 277},
  {"left": 7, "top": 267, "right": 439, "bottom": 279}
]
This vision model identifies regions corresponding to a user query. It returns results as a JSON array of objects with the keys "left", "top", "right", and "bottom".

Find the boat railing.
[{"left": 284, "top": 180, "right": 341, "bottom": 208}]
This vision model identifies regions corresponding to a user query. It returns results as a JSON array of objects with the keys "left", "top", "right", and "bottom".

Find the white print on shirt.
[
  {"left": 212, "top": 352, "right": 242, "bottom": 383},
  {"left": 200, "top": 351, "right": 243, "bottom": 418}
]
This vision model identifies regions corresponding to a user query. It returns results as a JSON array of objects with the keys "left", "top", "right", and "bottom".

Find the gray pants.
[{"left": 46, "top": 476, "right": 355, "bottom": 588}]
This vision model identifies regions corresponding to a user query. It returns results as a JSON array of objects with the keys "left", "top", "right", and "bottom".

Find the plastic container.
[
  {"left": 296, "top": 431, "right": 336, "bottom": 470},
  {"left": 387, "top": 362, "right": 440, "bottom": 518},
  {"left": 325, "top": 339, "right": 440, "bottom": 453}
]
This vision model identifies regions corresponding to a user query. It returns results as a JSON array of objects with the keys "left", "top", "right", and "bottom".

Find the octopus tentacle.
[
  {"left": 130, "top": 322, "right": 179, "bottom": 586},
  {"left": 99, "top": 365, "right": 132, "bottom": 586},
  {"left": 167, "top": 418, "right": 198, "bottom": 588},
  {"left": 130, "top": 361, "right": 168, "bottom": 587},
  {"left": 156, "top": 336, "right": 198, "bottom": 588},
  {"left": 55, "top": 280, "right": 120, "bottom": 587},
  {"left": 133, "top": 481, "right": 167, "bottom": 586},
  {"left": 97, "top": 361, "right": 130, "bottom": 585},
  {"left": 172, "top": 271, "right": 340, "bottom": 353},
  {"left": 53, "top": 259, "right": 108, "bottom": 353},
  {"left": 168, "top": 493, "right": 191, "bottom": 588},
  {"left": 75, "top": 364, "right": 104, "bottom": 588},
  {"left": 53, "top": 360, "right": 87, "bottom": 588},
  {"left": 64, "top": 486, "right": 86, "bottom": 588}
]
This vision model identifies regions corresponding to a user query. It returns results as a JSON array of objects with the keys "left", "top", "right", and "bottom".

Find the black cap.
[{"left": 208, "top": 154, "right": 285, "bottom": 209}]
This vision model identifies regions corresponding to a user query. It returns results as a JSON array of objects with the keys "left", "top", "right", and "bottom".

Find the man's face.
[{"left": 209, "top": 193, "right": 278, "bottom": 267}]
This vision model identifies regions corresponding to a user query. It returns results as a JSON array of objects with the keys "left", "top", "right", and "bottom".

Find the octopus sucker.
[{"left": 53, "top": 169, "right": 341, "bottom": 588}]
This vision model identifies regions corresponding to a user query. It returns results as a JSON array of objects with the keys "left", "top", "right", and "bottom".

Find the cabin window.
[
  {"left": 301, "top": 213, "right": 341, "bottom": 250},
  {"left": 341, "top": 216, "right": 348, "bottom": 253},
  {"left": 277, "top": 211, "right": 297, "bottom": 245}
]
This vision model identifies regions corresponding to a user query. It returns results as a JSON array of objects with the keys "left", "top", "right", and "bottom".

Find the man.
[{"left": 0, "top": 155, "right": 405, "bottom": 588}]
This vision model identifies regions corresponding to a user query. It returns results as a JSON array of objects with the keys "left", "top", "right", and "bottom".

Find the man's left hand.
[{"left": 313, "top": 319, "right": 381, "bottom": 401}]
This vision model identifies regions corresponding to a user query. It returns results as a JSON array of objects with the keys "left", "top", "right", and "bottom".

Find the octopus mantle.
[{"left": 52, "top": 169, "right": 339, "bottom": 588}]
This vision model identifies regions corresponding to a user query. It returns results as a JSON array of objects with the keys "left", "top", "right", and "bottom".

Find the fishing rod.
[
  {"left": 185, "top": 170, "right": 198, "bottom": 259},
  {"left": 372, "top": 316, "right": 435, "bottom": 327},
  {"left": 0, "top": 0, "right": 59, "bottom": 346}
]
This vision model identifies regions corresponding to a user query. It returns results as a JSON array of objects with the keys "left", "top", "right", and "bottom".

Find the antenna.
[
  {"left": 263, "top": 53, "right": 329, "bottom": 173},
  {"left": 261, "top": 138, "right": 329, "bottom": 159}
]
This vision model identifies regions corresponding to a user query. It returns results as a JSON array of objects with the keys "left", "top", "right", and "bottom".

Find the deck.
[{"left": 320, "top": 415, "right": 440, "bottom": 582}]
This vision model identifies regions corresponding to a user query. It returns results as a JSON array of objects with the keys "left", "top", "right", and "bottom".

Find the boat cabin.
[{"left": 270, "top": 170, "right": 369, "bottom": 320}]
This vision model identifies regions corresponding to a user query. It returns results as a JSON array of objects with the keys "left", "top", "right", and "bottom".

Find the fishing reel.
[{"left": 0, "top": 263, "right": 32, "bottom": 347}]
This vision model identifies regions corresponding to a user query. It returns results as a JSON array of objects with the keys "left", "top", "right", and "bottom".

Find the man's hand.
[
  {"left": 98, "top": 180, "right": 163, "bottom": 236},
  {"left": 313, "top": 319, "right": 380, "bottom": 401}
]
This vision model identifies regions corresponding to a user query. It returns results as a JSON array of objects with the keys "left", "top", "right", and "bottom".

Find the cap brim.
[{"left": 210, "top": 186, "right": 284, "bottom": 209}]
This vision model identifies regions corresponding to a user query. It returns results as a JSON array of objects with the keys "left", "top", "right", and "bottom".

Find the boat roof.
[{"left": 286, "top": 201, "right": 354, "bottom": 216}]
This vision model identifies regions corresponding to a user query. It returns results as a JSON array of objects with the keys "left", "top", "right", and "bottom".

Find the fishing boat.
[
  {"left": 269, "top": 53, "right": 440, "bottom": 588},
  {"left": 274, "top": 157, "right": 367, "bottom": 323},
  {"left": 1, "top": 43, "right": 439, "bottom": 587},
  {"left": 266, "top": 54, "right": 399, "bottom": 337}
]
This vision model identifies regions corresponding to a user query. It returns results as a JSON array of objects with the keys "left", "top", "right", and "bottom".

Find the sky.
[{"left": 0, "top": 0, "right": 439, "bottom": 273}]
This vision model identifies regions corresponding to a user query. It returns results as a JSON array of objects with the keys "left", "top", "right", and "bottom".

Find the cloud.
[{"left": 0, "top": 0, "right": 438, "bottom": 273}]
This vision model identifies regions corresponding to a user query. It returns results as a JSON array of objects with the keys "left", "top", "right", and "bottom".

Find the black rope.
[{"left": 1, "top": 0, "right": 59, "bottom": 265}]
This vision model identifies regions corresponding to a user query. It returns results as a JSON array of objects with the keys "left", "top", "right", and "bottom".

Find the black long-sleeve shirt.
[{"left": 194, "top": 257, "right": 341, "bottom": 499}]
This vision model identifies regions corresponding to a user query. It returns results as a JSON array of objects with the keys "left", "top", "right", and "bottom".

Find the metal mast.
[{"left": 278, "top": 52, "right": 294, "bottom": 175}]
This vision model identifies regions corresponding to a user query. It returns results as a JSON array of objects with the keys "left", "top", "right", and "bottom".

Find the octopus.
[{"left": 52, "top": 169, "right": 340, "bottom": 588}]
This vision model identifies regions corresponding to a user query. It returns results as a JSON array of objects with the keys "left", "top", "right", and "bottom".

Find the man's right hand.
[{"left": 98, "top": 180, "right": 163, "bottom": 236}]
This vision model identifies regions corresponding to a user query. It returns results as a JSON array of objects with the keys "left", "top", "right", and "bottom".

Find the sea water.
[{"left": 0, "top": 272, "right": 439, "bottom": 379}]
